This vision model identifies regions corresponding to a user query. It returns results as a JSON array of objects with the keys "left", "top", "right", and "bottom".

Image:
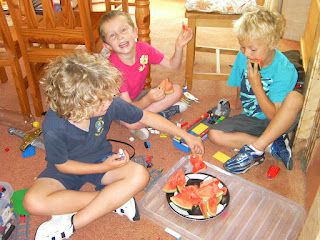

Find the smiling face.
[
  {"left": 101, "top": 15, "right": 138, "bottom": 58},
  {"left": 238, "top": 38, "right": 276, "bottom": 68}
]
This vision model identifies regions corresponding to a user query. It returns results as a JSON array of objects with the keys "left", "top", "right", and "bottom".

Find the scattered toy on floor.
[
  {"left": 22, "top": 146, "right": 35, "bottom": 158},
  {"left": 8, "top": 128, "right": 44, "bottom": 151}
]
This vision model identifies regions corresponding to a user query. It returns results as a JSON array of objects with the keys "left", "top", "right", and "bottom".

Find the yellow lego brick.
[
  {"left": 191, "top": 123, "right": 209, "bottom": 135},
  {"left": 213, "top": 151, "right": 231, "bottom": 163}
]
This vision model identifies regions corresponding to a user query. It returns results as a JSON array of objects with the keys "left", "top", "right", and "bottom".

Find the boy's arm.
[
  {"left": 246, "top": 60, "right": 277, "bottom": 119},
  {"left": 55, "top": 153, "right": 129, "bottom": 175},
  {"left": 139, "top": 111, "right": 204, "bottom": 156},
  {"left": 230, "top": 87, "right": 242, "bottom": 110},
  {"left": 120, "top": 88, "right": 166, "bottom": 109},
  {"left": 159, "top": 27, "right": 193, "bottom": 70}
]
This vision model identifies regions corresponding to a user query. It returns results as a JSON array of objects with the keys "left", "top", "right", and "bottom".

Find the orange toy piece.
[{"left": 160, "top": 78, "right": 174, "bottom": 94}]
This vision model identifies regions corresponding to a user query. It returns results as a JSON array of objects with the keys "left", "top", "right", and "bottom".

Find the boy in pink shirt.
[{"left": 98, "top": 11, "right": 192, "bottom": 140}]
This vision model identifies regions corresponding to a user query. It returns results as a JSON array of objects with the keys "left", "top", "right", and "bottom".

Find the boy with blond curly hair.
[
  {"left": 208, "top": 7, "right": 303, "bottom": 174},
  {"left": 23, "top": 52, "right": 204, "bottom": 240}
]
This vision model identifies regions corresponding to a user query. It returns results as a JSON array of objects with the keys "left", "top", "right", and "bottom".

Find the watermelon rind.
[
  {"left": 199, "top": 200, "right": 208, "bottom": 219},
  {"left": 162, "top": 168, "right": 186, "bottom": 193},
  {"left": 162, "top": 182, "right": 177, "bottom": 193},
  {"left": 207, "top": 196, "right": 218, "bottom": 216},
  {"left": 170, "top": 193, "right": 194, "bottom": 210}
]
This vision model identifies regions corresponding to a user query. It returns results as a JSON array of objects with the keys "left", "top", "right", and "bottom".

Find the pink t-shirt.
[{"left": 109, "top": 42, "right": 164, "bottom": 99}]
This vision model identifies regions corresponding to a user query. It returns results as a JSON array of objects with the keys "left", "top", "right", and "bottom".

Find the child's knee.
[
  {"left": 132, "top": 163, "right": 150, "bottom": 186},
  {"left": 286, "top": 91, "right": 304, "bottom": 109},
  {"left": 23, "top": 191, "right": 42, "bottom": 214},
  {"left": 208, "top": 129, "right": 223, "bottom": 144}
]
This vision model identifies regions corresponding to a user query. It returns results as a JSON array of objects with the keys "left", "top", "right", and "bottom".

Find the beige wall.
[{"left": 281, "top": 0, "right": 312, "bottom": 41}]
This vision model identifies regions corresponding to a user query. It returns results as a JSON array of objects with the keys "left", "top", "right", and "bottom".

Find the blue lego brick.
[{"left": 22, "top": 146, "right": 35, "bottom": 158}]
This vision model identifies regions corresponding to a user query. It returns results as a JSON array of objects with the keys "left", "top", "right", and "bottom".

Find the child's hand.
[
  {"left": 146, "top": 86, "right": 166, "bottom": 103},
  {"left": 246, "top": 59, "right": 262, "bottom": 89},
  {"left": 176, "top": 22, "right": 193, "bottom": 48},
  {"left": 101, "top": 150, "right": 130, "bottom": 171},
  {"left": 184, "top": 134, "right": 205, "bottom": 157}
]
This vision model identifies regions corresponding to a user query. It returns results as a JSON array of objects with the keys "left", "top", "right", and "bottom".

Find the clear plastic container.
[
  {"left": 138, "top": 156, "right": 306, "bottom": 240},
  {"left": 0, "top": 107, "right": 35, "bottom": 131},
  {"left": 0, "top": 182, "right": 15, "bottom": 236}
]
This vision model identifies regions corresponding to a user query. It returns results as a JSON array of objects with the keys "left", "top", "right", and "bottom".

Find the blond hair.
[
  {"left": 41, "top": 52, "right": 122, "bottom": 122},
  {"left": 98, "top": 10, "right": 135, "bottom": 43},
  {"left": 233, "top": 7, "right": 284, "bottom": 48}
]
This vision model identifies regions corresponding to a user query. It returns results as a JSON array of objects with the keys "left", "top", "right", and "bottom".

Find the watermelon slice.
[
  {"left": 216, "top": 195, "right": 222, "bottom": 205},
  {"left": 196, "top": 181, "right": 224, "bottom": 199},
  {"left": 221, "top": 187, "right": 228, "bottom": 196},
  {"left": 190, "top": 154, "right": 207, "bottom": 174},
  {"left": 182, "top": 21, "right": 188, "bottom": 31},
  {"left": 159, "top": 78, "right": 174, "bottom": 94},
  {"left": 199, "top": 178, "right": 220, "bottom": 188},
  {"left": 199, "top": 200, "right": 208, "bottom": 219},
  {"left": 207, "top": 195, "right": 218, "bottom": 216},
  {"left": 250, "top": 58, "right": 262, "bottom": 71},
  {"left": 196, "top": 184, "right": 214, "bottom": 200},
  {"left": 178, "top": 184, "right": 199, "bottom": 194},
  {"left": 170, "top": 192, "right": 200, "bottom": 209},
  {"left": 162, "top": 168, "right": 186, "bottom": 193}
]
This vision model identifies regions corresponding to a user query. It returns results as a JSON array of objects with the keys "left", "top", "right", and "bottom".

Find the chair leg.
[
  {"left": 122, "top": 0, "right": 128, "bottom": 12},
  {"left": 0, "top": 67, "right": 8, "bottom": 83},
  {"left": 185, "top": 18, "right": 196, "bottom": 90},
  {"left": 10, "top": 58, "right": 32, "bottom": 116},
  {"left": 23, "top": 61, "right": 44, "bottom": 117}
]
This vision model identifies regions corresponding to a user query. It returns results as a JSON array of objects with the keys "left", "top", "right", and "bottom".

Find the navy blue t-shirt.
[{"left": 42, "top": 98, "right": 143, "bottom": 165}]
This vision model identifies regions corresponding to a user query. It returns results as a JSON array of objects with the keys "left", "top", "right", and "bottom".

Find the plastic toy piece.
[
  {"left": 5, "top": 148, "right": 9, "bottom": 152},
  {"left": 22, "top": 145, "right": 36, "bottom": 158},
  {"left": 117, "top": 149, "right": 125, "bottom": 160},
  {"left": 267, "top": 165, "right": 280, "bottom": 180},
  {"left": 8, "top": 127, "right": 45, "bottom": 151},
  {"left": 172, "top": 99, "right": 230, "bottom": 153},
  {"left": 145, "top": 155, "right": 153, "bottom": 168},
  {"left": 9, "top": 215, "right": 31, "bottom": 240},
  {"left": 143, "top": 168, "right": 163, "bottom": 192},
  {"left": 32, "top": 121, "right": 40, "bottom": 128},
  {"left": 184, "top": 92, "right": 200, "bottom": 103},
  {"left": 144, "top": 141, "right": 150, "bottom": 148}
]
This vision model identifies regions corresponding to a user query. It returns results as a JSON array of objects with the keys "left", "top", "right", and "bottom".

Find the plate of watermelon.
[{"left": 163, "top": 168, "right": 229, "bottom": 220}]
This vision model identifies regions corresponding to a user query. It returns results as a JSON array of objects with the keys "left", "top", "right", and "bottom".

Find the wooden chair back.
[
  {"left": 6, "top": 0, "right": 105, "bottom": 116},
  {"left": 89, "top": 0, "right": 135, "bottom": 13},
  {"left": 0, "top": 3, "right": 31, "bottom": 116}
]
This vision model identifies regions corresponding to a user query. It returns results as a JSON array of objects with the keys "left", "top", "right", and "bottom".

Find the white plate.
[{"left": 166, "top": 173, "right": 230, "bottom": 220}]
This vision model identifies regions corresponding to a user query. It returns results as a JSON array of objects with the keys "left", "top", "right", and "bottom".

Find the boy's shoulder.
[
  {"left": 271, "top": 49, "right": 297, "bottom": 72},
  {"left": 43, "top": 108, "right": 67, "bottom": 131}
]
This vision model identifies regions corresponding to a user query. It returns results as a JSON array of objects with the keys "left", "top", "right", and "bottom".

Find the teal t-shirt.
[{"left": 228, "top": 49, "right": 298, "bottom": 119}]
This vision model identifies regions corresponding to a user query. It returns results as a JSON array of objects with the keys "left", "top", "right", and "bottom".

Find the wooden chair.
[
  {"left": 0, "top": 3, "right": 31, "bottom": 116},
  {"left": 6, "top": 0, "right": 107, "bottom": 116},
  {"left": 90, "top": 0, "right": 134, "bottom": 13}
]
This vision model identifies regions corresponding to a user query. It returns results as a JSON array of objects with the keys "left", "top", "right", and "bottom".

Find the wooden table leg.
[
  {"left": 0, "top": 67, "right": 8, "bottom": 83},
  {"left": 185, "top": 18, "right": 196, "bottom": 90},
  {"left": 135, "top": 0, "right": 151, "bottom": 89}
]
